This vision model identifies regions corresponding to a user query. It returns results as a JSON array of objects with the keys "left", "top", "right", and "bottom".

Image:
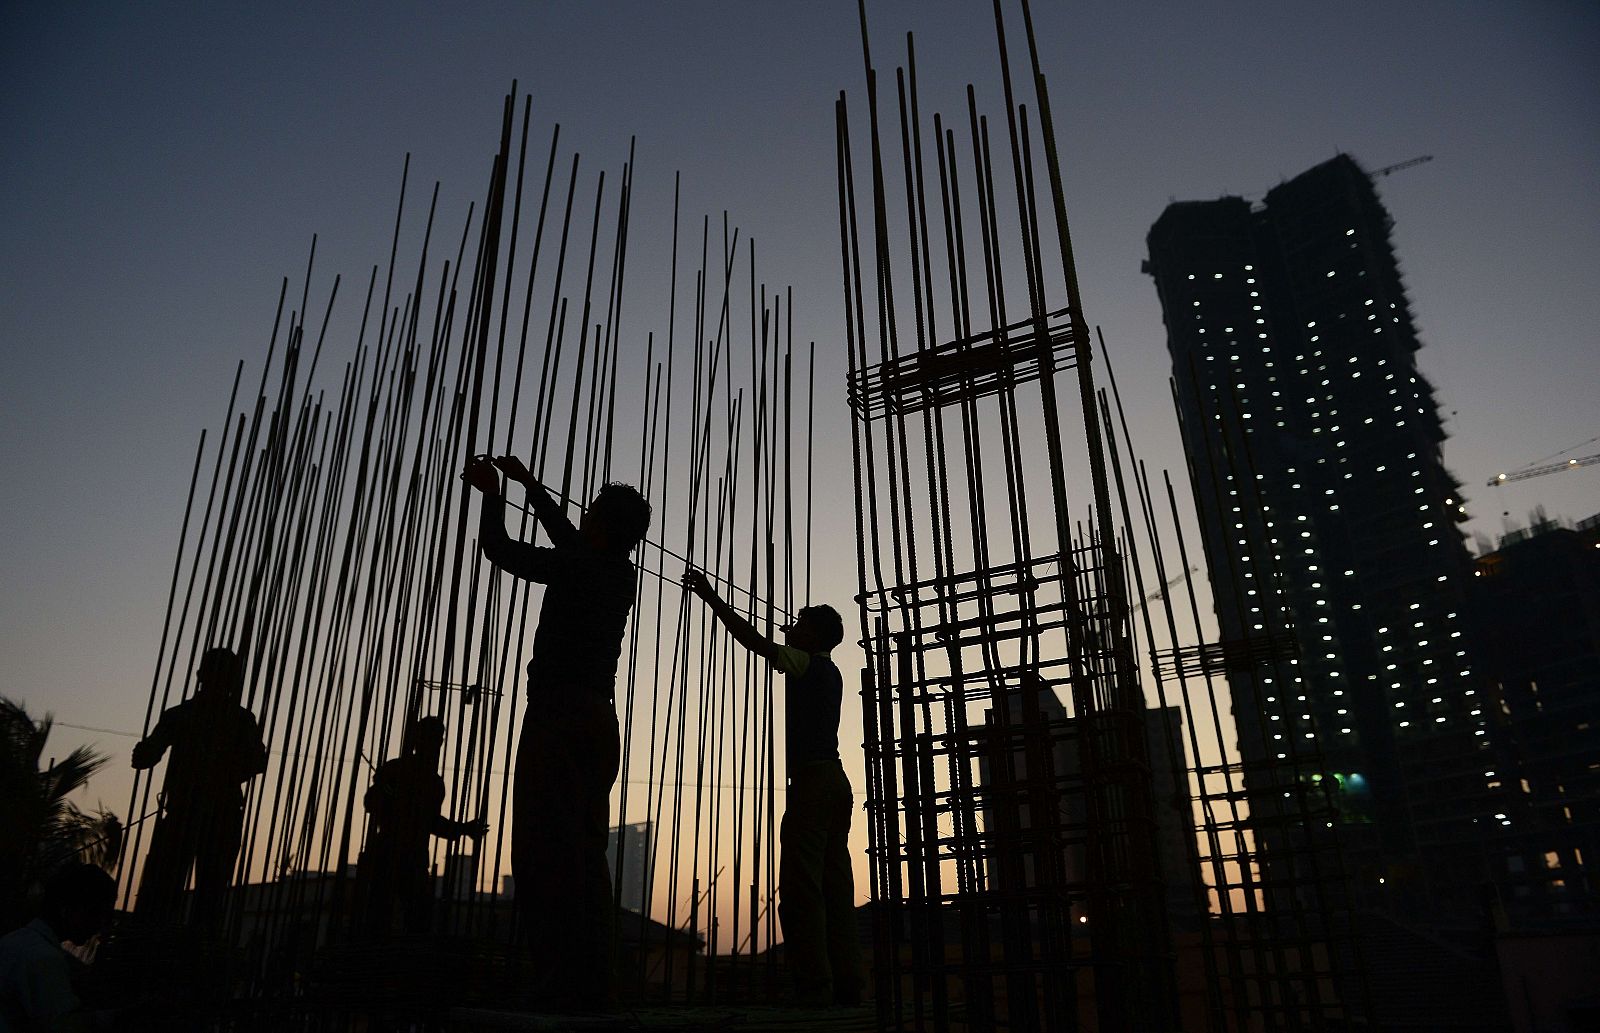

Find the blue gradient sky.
[{"left": 3, "top": 1, "right": 1597, "bottom": 835}]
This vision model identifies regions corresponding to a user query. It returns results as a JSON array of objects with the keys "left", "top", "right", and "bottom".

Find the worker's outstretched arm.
[
  {"left": 492, "top": 455, "right": 578, "bottom": 549},
  {"left": 432, "top": 813, "right": 489, "bottom": 841},
  {"left": 131, "top": 709, "right": 177, "bottom": 769},
  {"left": 466, "top": 456, "right": 556, "bottom": 582},
  {"left": 684, "top": 569, "right": 779, "bottom": 662}
]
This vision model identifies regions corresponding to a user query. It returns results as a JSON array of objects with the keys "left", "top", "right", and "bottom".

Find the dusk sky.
[{"left": 3, "top": 1, "right": 1597, "bottom": 901}]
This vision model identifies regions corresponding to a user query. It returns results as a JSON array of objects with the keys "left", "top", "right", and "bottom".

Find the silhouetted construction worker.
[
  {"left": 465, "top": 454, "right": 650, "bottom": 1011},
  {"left": 131, "top": 647, "right": 267, "bottom": 929},
  {"left": 0, "top": 863, "right": 116, "bottom": 1032},
  {"left": 682, "top": 571, "right": 861, "bottom": 1007},
  {"left": 356, "top": 715, "right": 488, "bottom": 935}
]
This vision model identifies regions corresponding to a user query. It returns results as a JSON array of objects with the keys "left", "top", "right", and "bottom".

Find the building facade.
[
  {"left": 977, "top": 681, "right": 1199, "bottom": 925},
  {"left": 1144, "top": 154, "right": 1514, "bottom": 919},
  {"left": 606, "top": 820, "right": 652, "bottom": 914},
  {"left": 1472, "top": 514, "right": 1600, "bottom": 919}
]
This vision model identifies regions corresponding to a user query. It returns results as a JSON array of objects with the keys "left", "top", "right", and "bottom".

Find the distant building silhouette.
[
  {"left": 1471, "top": 512, "right": 1600, "bottom": 920},
  {"left": 605, "top": 821, "right": 651, "bottom": 914},
  {"left": 978, "top": 681, "right": 1200, "bottom": 925},
  {"left": 1144, "top": 155, "right": 1517, "bottom": 920}
]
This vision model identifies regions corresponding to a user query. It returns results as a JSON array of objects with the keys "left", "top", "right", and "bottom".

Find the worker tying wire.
[
  {"left": 464, "top": 453, "right": 650, "bottom": 1013},
  {"left": 356, "top": 715, "right": 488, "bottom": 936},
  {"left": 681, "top": 569, "right": 862, "bottom": 1008}
]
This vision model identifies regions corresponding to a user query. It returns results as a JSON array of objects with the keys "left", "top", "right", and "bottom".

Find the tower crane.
[
  {"left": 1246, "top": 155, "right": 1433, "bottom": 202},
  {"left": 1488, "top": 435, "right": 1600, "bottom": 486},
  {"left": 1372, "top": 155, "right": 1433, "bottom": 177},
  {"left": 1130, "top": 566, "right": 1200, "bottom": 613}
]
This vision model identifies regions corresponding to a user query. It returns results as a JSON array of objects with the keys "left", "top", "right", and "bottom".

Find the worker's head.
[
  {"left": 783, "top": 604, "right": 845, "bottom": 654},
  {"left": 196, "top": 647, "right": 245, "bottom": 702},
  {"left": 409, "top": 716, "right": 446, "bottom": 760},
  {"left": 39, "top": 863, "right": 116, "bottom": 946},
  {"left": 582, "top": 482, "right": 651, "bottom": 554}
]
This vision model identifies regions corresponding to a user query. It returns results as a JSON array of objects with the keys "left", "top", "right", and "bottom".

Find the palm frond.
[
  {"left": 0, "top": 696, "right": 121, "bottom": 914},
  {"left": 44, "top": 744, "right": 109, "bottom": 803},
  {"left": 0, "top": 698, "right": 50, "bottom": 772},
  {"left": 38, "top": 802, "right": 124, "bottom": 871}
]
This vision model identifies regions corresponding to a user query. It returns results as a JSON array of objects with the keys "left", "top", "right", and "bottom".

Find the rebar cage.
[{"left": 839, "top": 3, "right": 1371, "bottom": 1030}]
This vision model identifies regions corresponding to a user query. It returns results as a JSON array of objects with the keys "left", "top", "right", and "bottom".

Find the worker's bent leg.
[{"left": 780, "top": 767, "right": 835, "bottom": 1006}]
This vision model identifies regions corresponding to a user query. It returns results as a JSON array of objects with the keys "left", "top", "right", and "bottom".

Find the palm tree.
[{"left": 0, "top": 696, "right": 122, "bottom": 927}]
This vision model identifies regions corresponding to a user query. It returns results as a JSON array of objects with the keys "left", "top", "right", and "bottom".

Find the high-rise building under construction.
[{"left": 1144, "top": 154, "right": 1513, "bottom": 919}]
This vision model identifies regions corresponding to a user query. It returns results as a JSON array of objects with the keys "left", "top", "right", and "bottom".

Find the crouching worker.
[{"left": 682, "top": 570, "right": 861, "bottom": 1007}]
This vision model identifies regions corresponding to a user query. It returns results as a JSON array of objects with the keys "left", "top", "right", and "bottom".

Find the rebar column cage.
[
  {"left": 838, "top": 5, "right": 1177, "bottom": 1029},
  {"left": 839, "top": 3, "right": 1372, "bottom": 1031}
]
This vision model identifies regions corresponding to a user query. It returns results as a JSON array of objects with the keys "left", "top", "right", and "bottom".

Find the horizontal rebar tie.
[
  {"left": 847, "top": 308, "right": 1077, "bottom": 418},
  {"left": 1152, "top": 630, "right": 1300, "bottom": 681}
]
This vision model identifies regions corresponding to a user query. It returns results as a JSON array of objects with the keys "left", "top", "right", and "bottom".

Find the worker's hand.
[
  {"left": 131, "top": 740, "right": 160, "bottom": 770},
  {"left": 465, "top": 818, "right": 489, "bottom": 840},
  {"left": 463, "top": 455, "right": 502, "bottom": 496},
  {"left": 491, "top": 454, "right": 534, "bottom": 488},
  {"left": 682, "top": 568, "right": 714, "bottom": 601}
]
